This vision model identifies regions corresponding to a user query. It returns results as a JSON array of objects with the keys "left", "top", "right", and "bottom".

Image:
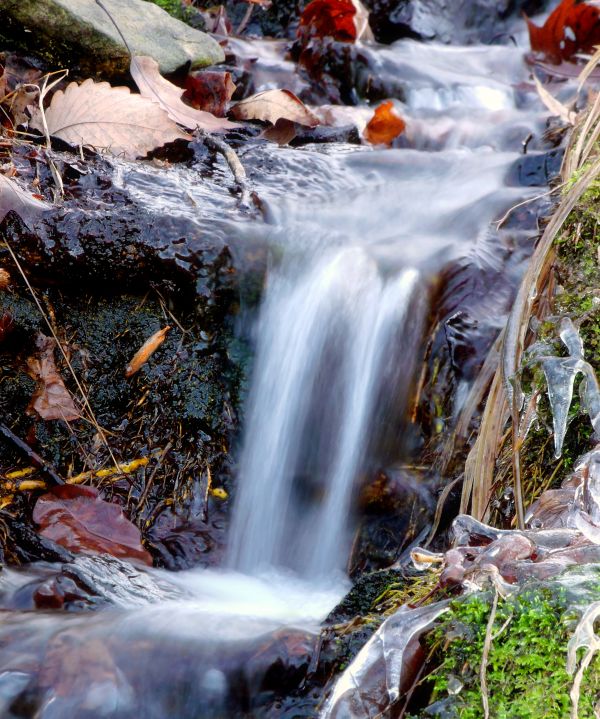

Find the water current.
[{"left": 0, "top": 6, "right": 564, "bottom": 717}]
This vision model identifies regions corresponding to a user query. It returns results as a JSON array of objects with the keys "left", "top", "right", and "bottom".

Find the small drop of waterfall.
[{"left": 228, "top": 246, "right": 426, "bottom": 577}]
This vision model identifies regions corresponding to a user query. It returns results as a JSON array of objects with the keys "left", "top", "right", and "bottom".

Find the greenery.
[
  {"left": 146, "top": 0, "right": 195, "bottom": 23},
  {"left": 423, "top": 583, "right": 600, "bottom": 719}
]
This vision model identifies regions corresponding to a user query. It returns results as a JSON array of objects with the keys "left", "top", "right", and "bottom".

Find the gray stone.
[{"left": 0, "top": 0, "right": 224, "bottom": 77}]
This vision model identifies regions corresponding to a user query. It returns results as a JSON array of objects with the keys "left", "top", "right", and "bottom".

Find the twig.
[
  {"left": 480, "top": 589, "right": 499, "bottom": 719},
  {"left": 196, "top": 129, "right": 254, "bottom": 207},
  {"left": 135, "top": 442, "right": 172, "bottom": 513},
  {"left": 236, "top": 3, "right": 254, "bottom": 34},
  {"left": 95, "top": 0, "right": 133, "bottom": 54},
  {"left": 495, "top": 184, "right": 564, "bottom": 229},
  {"left": 0, "top": 423, "right": 64, "bottom": 486}
]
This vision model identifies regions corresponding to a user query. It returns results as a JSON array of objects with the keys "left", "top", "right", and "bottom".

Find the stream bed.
[{"left": 0, "top": 2, "right": 570, "bottom": 717}]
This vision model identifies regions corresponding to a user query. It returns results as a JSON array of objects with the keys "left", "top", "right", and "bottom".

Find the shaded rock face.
[
  {"left": 366, "top": 0, "right": 548, "bottom": 44},
  {"left": 0, "top": 144, "right": 250, "bottom": 569},
  {"left": 0, "top": 0, "right": 224, "bottom": 79}
]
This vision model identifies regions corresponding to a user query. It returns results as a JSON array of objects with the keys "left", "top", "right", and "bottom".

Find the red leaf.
[
  {"left": 298, "top": 0, "right": 372, "bottom": 43},
  {"left": 300, "top": 0, "right": 357, "bottom": 42},
  {"left": 183, "top": 71, "right": 236, "bottom": 117},
  {"left": 364, "top": 101, "right": 406, "bottom": 146},
  {"left": 526, "top": 0, "right": 600, "bottom": 63},
  {"left": 33, "top": 484, "right": 152, "bottom": 566}
]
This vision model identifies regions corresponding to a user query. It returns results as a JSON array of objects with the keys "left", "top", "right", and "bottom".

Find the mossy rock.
[{"left": 419, "top": 570, "right": 600, "bottom": 719}]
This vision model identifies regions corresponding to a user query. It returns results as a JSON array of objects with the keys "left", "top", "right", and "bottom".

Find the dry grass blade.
[
  {"left": 480, "top": 589, "right": 499, "bottom": 719},
  {"left": 578, "top": 45, "right": 600, "bottom": 93},
  {"left": 30, "top": 79, "right": 188, "bottom": 159},
  {"left": 467, "top": 104, "right": 600, "bottom": 527},
  {"left": 502, "top": 156, "right": 600, "bottom": 527},
  {"left": 462, "top": 368, "right": 509, "bottom": 521},
  {"left": 532, "top": 74, "right": 577, "bottom": 125},
  {"left": 567, "top": 90, "right": 600, "bottom": 177}
]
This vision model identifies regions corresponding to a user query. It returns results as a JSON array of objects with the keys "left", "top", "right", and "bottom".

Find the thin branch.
[
  {"left": 196, "top": 129, "right": 254, "bottom": 208},
  {"left": 0, "top": 423, "right": 63, "bottom": 486}
]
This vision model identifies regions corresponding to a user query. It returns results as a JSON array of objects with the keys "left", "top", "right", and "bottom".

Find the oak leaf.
[
  {"left": 364, "top": 101, "right": 406, "bottom": 146},
  {"left": 130, "top": 56, "right": 239, "bottom": 132},
  {"left": 27, "top": 334, "right": 81, "bottom": 422},
  {"left": 525, "top": 0, "right": 600, "bottom": 64},
  {"left": 33, "top": 484, "right": 152, "bottom": 566},
  {"left": 30, "top": 79, "right": 188, "bottom": 159},
  {"left": 230, "top": 89, "right": 319, "bottom": 127}
]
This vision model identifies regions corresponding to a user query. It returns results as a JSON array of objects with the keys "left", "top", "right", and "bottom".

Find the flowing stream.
[{"left": 0, "top": 7, "right": 564, "bottom": 717}]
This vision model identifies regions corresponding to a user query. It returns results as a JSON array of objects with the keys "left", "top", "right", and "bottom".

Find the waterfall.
[{"left": 228, "top": 246, "right": 426, "bottom": 576}]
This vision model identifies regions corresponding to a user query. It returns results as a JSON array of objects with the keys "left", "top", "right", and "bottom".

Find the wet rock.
[
  {"left": 198, "top": 0, "right": 302, "bottom": 39},
  {"left": 507, "top": 148, "right": 564, "bottom": 188},
  {"left": 0, "top": 0, "right": 224, "bottom": 79},
  {"left": 366, "top": 0, "right": 547, "bottom": 45},
  {"left": 4, "top": 554, "right": 182, "bottom": 611},
  {"left": 349, "top": 469, "right": 433, "bottom": 577}
]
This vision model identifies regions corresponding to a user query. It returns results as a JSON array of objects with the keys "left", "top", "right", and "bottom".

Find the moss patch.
[{"left": 421, "top": 580, "right": 600, "bottom": 718}]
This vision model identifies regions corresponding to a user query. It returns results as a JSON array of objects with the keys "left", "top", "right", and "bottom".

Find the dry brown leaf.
[
  {"left": 231, "top": 89, "right": 319, "bottom": 127},
  {"left": 262, "top": 118, "right": 298, "bottom": 145},
  {"left": 0, "top": 269, "right": 10, "bottom": 290},
  {"left": 130, "top": 56, "right": 239, "bottom": 132},
  {"left": 30, "top": 79, "right": 188, "bottom": 159},
  {"left": 27, "top": 334, "right": 81, "bottom": 422},
  {"left": 183, "top": 70, "right": 236, "bottom": 117},
  {"left": 125, "top": 325, "right": 171, "bottom": 378}
]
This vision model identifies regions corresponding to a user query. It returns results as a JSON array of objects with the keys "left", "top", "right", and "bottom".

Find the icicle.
[{"left": 533, "top": 318, "right": 600, "bottom": 458}]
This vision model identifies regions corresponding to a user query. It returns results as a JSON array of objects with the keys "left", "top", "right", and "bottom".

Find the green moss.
[
  {"left": 146, "top": 0, "right": 196, "bottom": 23},
  {"left": 423, "top": 584, "right": 600, "bottom": 719}
]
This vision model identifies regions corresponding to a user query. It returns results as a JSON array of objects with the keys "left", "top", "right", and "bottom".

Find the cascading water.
[{"left": 228, "top": 249, "right": 424, "bottom": 576}]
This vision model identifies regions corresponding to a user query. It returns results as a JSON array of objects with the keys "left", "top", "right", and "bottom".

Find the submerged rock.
[
  {"left": 0, "top": 0, "right": 224, "bottom": 78},
  {"left": 366, "top": 0, "right": 547, "bottom": 45}
]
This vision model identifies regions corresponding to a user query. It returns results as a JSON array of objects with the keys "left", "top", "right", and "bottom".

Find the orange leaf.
[
  {"left": 364, "top": 101, "right": 405, "bottom": 146},
  {"left": 125, "top": 325, "right": 171, "bottom": 378},
  {"left": 33, "top": 484, "right": 152, "bottom": 565},
  {"left": 526, "top": 0, "right": 600, "bottom": 63}
]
